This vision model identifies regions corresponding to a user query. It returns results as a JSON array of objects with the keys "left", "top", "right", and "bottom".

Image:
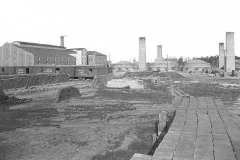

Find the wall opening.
[
  {"left": 26, "top": 68, "right": 30, "bottom": 74},
  {"left": 2, "top": 68, "right": 5, "bottom": 73},
  {"left": 55, "top": 68, "right": 60, "bottom": 74}
]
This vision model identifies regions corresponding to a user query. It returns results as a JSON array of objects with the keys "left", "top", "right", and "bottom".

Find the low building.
[
  {"left": 148, "top": 60, "right": 177, "bottom": 71},
  {"left": 87, "top": 51, "right": 107, "bottom": 66},
  {"left": 184, "top": 60, "right": 211, "bottom": 71},
  {"left": 112, "top": 61, "right": 137, "bottom": 72}
]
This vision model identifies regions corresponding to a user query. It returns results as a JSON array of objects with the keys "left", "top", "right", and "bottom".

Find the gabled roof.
[
  {"left": 87, "top": 51, "right": 106, "bottom": 56},
  {"left": 12, "top": 41, "right": 66, "bottom": 50},
  {"left": 14, "top": 45, "right": 76, "bottom": 58}
]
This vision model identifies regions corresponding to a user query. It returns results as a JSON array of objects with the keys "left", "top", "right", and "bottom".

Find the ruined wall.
[
  {"left": 0, "top": 74, "right": 69, "bottom": 90},
  {"left": 139, "top": 37, "right": 146, "bottom": 71},
  {"left": 219, "top": 43, "right": 225, "bottom": 69},
  {"left": 226, "top": 32, "right": 235, "bottom": 72}
]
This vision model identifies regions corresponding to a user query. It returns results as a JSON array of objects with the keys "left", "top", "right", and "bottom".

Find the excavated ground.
[{"left": 0, "top": 72, "right": 240, "bottom": 160}]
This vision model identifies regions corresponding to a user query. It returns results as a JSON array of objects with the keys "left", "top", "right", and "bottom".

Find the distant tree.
[
  {"left": 177, "top": 57, "right": 184, "bottom": 67},
  {"left": 196, "top": 55, "right": 219, "bottom": 68}
]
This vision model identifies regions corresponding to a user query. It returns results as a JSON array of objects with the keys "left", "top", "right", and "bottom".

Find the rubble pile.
[
  {"left": 92, "top": 73, "right": 114, "bottom": 89},
  {"left": 107, "top": 79, "right": 146, "bottom": 89},
  {"left": 0, "top": 74, "right": 69, "bottom": 90},
  {"left": 124, "top": 71, "right": 185, "bottom": 79},
  {"left": 0, "top": 87, "right": 31, "bottom": 109}
]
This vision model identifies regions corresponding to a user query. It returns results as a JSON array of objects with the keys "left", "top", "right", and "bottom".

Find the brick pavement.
[{"left": 131, "top": 96, "right": 240, "bottom": 160}]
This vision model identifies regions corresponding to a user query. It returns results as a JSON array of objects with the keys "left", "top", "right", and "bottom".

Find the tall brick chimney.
[
  {"left": 226, "top": 32, "right": 235, "bottom": 72},
  {"left": 157, "top": 45, "right": 163, "bottom": 61},
  {"left": 60, "top": 36, "right": 64, "bottom": 47},
  {"left": 219, "top": 43, "right": 225, "bottom": 69},
  {"left": 139, "top": 37, "right": 146, "bottom": 71}
]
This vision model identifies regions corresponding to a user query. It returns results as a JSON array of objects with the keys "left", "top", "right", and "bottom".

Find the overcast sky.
[{"left": 0, "top": 0, "right": 239, "bottom": 63}]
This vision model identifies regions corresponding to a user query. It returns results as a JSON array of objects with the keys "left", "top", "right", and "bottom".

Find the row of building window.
[
  {"left": 88, "top": 58, "right": 106, "bottom": 62},
  {"left": 37, "top": 57, "right": 73, "bottom": 61}
]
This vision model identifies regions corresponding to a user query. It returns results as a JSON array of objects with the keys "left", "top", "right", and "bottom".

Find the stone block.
[
  {"left": 214, "top": 144, "right": 236, "bottom": 160},
  {"left": 193, "top": 146, "right": 214, "bottom": 160},
  {"left": 130, "top": 153, "right": 152, "bottom": 160}
]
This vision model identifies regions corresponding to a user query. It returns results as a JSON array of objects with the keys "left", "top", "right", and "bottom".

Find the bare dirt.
[{"left": 0, "top": 72, "right": 240, "bottom": 160}]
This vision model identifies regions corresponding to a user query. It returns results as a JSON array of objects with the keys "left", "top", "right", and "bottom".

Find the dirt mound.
[
  {"left": 0, "top": 88, "right": 32, "bottom": 110},
  {"left": 0, "top": 74, "right": 69, "bottom": 90},
  {"left": 57, "top": 86, "right": 81, "bottom": 102}
]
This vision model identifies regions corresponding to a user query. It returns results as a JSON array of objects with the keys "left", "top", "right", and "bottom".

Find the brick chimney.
[{"left": 60, "top": 36, "right": 64, "bottom": 47}]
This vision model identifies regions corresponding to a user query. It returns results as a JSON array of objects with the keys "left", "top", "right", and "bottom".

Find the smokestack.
[
  {"left": 226, "top": 32, "right": 235, "bottom": 72},
  {"left": 219, "top": 43, "right": 225, "bottom": 69},
  {"left": 60, "top": 36, "right": 64, "bottom": 47},
  {"left": 139, "top": 37, "right": 146, "bottom": 71},
  {"left": 157, "top": 45, "right": 163, "bottom": 61}
]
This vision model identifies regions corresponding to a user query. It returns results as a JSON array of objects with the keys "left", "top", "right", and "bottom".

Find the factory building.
[
  {"left": 0, "top": 41, "right": 76, "bottom": 67},
  {"left": 0, "top": 37, "right": 108, "bottom": 68}
]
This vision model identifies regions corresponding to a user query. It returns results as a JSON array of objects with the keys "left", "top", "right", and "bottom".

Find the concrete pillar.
[
  {"left": 226, "top": 32, "right": 235, "bottom": 72},
  {"left": 157, "top": 45, "right": 163, "bottom": 61},
  {"left": 139, "top": 37, "right": 146, "bottom": 71},
  {"left": 219, "top": 43, "right": 225, "bottom": 69}
]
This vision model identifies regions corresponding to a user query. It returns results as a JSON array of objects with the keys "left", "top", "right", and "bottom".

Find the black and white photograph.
[{"left": 0, "top": 0, "right": 240, "bottom": 159}]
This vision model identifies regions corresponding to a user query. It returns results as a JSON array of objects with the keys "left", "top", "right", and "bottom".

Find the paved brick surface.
[{"left": 153, "top": 96, "right": 239, "bottom": 160}]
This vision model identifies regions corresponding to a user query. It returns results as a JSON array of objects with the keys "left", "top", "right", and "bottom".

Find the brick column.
[
  {"left": 139, "top": 37, "right": 146, "bottom": 71},
  {"left": 226, "top": 32, "right": 235, "bottom": 72},
  {"left": 219, "top": 43, "right": 225, "bottom": 69}
]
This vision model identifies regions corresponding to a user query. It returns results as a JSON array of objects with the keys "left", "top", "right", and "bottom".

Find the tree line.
[{"left": 177, "top": 56, "right": 240, "bottom": 68}]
